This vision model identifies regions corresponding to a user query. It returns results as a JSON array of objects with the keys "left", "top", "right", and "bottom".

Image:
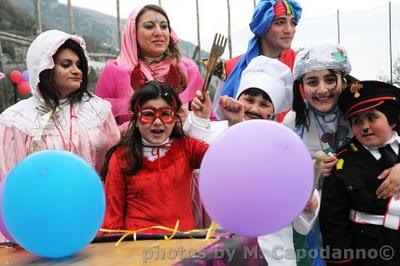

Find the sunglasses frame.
[{"left": 136, "top": 105, "right": 176, "bottom": 125}]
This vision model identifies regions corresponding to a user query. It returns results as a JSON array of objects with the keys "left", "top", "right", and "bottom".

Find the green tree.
[
  {"left": 393, "top": 57, "right": 400, "bottom": 87},
  {"left": 378, "top": 57, "right": 400, "bottom": 87}
]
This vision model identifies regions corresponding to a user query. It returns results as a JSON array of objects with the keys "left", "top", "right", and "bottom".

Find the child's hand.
[
  {"left": 219, "top": 96, "right": 244, "bottom": 126},
  {"left": 304, "top": 195, "right": 318, "bottom": 213},
  {"left": 321, "top": 153, "right": 338, "bottom": 177},
  {"left": 191, "top": 90, "right": 212, "bottom": 119},
  {"left": 376, "top": 163, "right": 400, "bottom": 199}
]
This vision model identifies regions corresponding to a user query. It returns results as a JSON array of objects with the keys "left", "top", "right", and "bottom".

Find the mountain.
[
  {"left": 0, "top": 0, "right": 36, "bottom": 35},
  {"left": 8, "top": 0, "right": 205, "bottom": 59},
  {"left": 0, "top": 0, "right": 208, "bottom": 109}
]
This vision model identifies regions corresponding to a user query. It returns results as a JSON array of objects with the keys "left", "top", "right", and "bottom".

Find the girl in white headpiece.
[
  {"left": 0, "top": 31, "right": 120, "bottom": 228},
  {"left": 284, "top": 44, "right": 353, "bottom": 158},
  {"left": 280, "top": 44, "right": 353, "bottom": 266}
]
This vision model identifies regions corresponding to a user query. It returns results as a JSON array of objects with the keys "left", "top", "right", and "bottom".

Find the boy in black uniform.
[{"left": 320, "top": 80, "right": 400, "bottom": 266}]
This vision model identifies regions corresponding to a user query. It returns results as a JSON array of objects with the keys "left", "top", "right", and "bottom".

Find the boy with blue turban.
[{"left": 214, "top": 0, "right": 302, "bottom": 121}]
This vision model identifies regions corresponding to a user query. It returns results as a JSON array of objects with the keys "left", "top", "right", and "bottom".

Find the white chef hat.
[{"left": 236, "top": 56, "right": 294, "bottom": 114}]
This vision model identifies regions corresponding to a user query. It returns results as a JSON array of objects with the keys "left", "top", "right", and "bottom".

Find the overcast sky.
[{"left": 59, "top": 0, "right": 400, "bottom": 80}]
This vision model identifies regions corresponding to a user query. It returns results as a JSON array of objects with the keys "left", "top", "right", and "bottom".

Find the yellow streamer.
[
  {"left": 164, "top": 220, "right": 179, "bottom": 240},
  {"left": 116, "top": 232, "right": 132, "bottom": 246},
  {"left": 205, "top": 221, "right": 218, "bottom": 240},
  {"left": 100, "top": 220, "right": 219, "bottom": 246}
]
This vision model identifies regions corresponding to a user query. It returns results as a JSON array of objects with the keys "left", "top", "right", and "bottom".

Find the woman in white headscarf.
[{"left": 0, "top": 31, "right": 120, "bottom": 219}]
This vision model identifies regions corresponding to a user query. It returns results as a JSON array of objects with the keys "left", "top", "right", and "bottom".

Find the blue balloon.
[{"left": 2, "top": 150, "right": 105, "bottom": 258}]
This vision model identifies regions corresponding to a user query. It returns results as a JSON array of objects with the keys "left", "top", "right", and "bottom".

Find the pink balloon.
[
  {"left": 0, "top": 72, "right": 4, "bottom": 80},
  {"left": 22, "top": 70, "right": 29, "bottom": 82},
  {"left": 200, "top": 120, "right": 314, "bottom": 236},
  {"left": 9, "top": 70, "right": 23, "bottom": 84},
  {"left": 0, "top": 176, "right": 15, "bottom": 242}
]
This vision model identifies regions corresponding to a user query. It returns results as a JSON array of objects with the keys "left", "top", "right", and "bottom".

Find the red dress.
[{"left": 102, "top": 136, "right": 208, "bottom": 233}]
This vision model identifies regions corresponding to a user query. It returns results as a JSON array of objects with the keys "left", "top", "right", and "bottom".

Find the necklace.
[
  {"left": 311, "top": 106, "right": 341, "bottom": 153},
  {"left": 142, "top": 54, "right": 164, "bottom": 64},
  {"left": 53, "top": 103, "right": 75, "bottom": 152}
]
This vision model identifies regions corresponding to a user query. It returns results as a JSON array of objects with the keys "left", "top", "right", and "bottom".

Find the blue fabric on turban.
[{"left": 220, "top": 0, "right": 302, "bottom": 98}]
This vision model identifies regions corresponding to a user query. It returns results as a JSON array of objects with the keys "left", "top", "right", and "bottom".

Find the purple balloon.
[
  {"left": 200, "top": 120, "right": 314, "bottom": 237},
  {"left": 22, "top": 70, "right": 29, "bottom": 82},
  {"left": 0, "top": 176, "right": 15, "bottom": 242}
]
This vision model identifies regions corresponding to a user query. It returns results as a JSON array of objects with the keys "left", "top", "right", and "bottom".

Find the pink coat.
[
  {"left": 95, "top": 58, "right": 203, "bottom": 125},
  {"left": 95, "top": 6, "right": 203, "bottom": 125}
]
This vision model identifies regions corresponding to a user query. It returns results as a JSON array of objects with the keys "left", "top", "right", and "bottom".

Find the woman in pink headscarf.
[{"left": 95, "top": 4, "right": 203, "bottom": 126}]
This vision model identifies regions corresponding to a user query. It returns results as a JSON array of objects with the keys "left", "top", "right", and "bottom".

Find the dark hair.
[
  {"left": 101, "top": 81, "right": 184, "bottom": 179},
  {"left": 375, "top": 101, "right": 400, "bottom": 127},
  {"left": 38, "top": 39, "right": 91, "bottom": 110},
  {"left": 136, "top": 5, "right": 181, "bottom": 62},
  {"left": 292, "top": 70, "right": 358, "bottom": 130},
  {"left": 238, "top": 88, "right": 272, "bottom": 103}
]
